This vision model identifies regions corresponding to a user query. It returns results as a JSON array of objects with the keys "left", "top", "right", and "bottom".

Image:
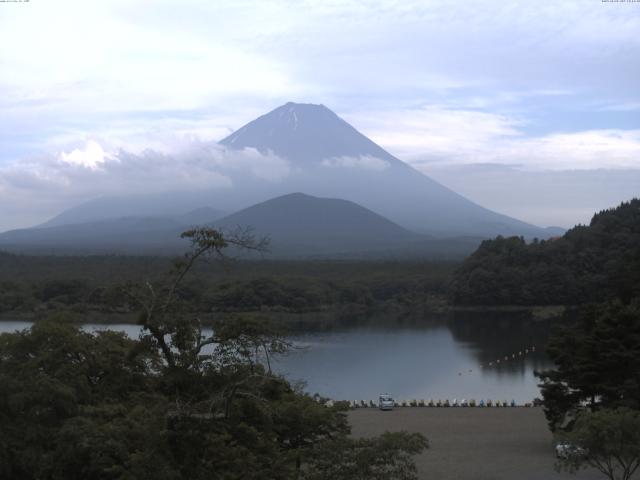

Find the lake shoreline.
[
  {"left": 1, "top": 319, "right": 552, "bottom": 403},
  {"left": 0, "top": 304, "right": 566, "bottom": 329}
]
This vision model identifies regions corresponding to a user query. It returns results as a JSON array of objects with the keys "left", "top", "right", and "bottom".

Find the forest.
[
  {"left": 451, "top": 199, "right": 640, "bottom": 306},
  {"left": 0, "top": 254, "right": 454, "bottom": 329}
]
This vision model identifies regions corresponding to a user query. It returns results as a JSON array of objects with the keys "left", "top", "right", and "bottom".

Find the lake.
[{"left": 0, "top": 315, "right": 552, "bottom": 403}]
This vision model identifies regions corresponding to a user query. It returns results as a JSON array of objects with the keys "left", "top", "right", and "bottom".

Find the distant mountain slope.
[
  {"left": 451, "top": 199, "right": 640, "bottom": 306},
  {"left": 40, "top": 192, "right": 225, "bottom": 228},
  {"left": 175, "top": 207, "right": 226, "bottom": 226},
  {"left": 214, "top": 192, "right": 421, "bottom": 255},
  {"left": 0, "top": 217, "right": 185, "bottom": 254},
  {"left": 38, "top": 102, "right": 556, "bottom": 240},
  {"left": 0, "top": 193, "right": 480, "bottom": 258},
  {"left": 0, "top": 208, "right": 226, "bottom": 254}
]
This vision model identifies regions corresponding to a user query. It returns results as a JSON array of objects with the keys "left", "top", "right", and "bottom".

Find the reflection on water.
[
  {"left": 0, "top": 314, "right": 554, "bottom": 403},
  {"left": 448, "top": 311, "right": 551, "bottom": 378},
  {"left": 276, "top": 317, "right": 552, "bottom": 403}
]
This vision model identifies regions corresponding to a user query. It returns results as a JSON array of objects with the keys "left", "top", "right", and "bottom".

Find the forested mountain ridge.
[{"left": 451, "top": 199, "right": 640, "bottom": 306}]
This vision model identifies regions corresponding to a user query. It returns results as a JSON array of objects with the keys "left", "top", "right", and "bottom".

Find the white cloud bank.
[
  {"left": 0, "top": 141, "right": 291, "bottom": 231},
  {"left": 348, "top": 107, "right": 640, "bottom": 171}
]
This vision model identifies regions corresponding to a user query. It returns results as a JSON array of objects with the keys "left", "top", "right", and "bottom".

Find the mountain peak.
[
  {"left": 220, "top": 102, "right": 399, "bottom": 165},
  {"left": 269, "top": 102, "right": 331, "bottom": 132},
  {"left": 282, "top": 101, "right": 328, "bottom": 110},
  {"left": 214, "top": 192, "right": 421, "bottom": 255}
]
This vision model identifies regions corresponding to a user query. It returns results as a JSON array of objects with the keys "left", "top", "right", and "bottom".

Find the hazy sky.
[{"left": 0, "top": 0, "right": 639, "bottom": 230}]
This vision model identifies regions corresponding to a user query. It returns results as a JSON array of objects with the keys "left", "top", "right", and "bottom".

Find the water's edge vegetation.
[{"left": 0, "top": 253, "right": 569, "bottom": 331}]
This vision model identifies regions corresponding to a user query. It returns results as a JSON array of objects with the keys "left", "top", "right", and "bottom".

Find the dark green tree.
[
  {"left": 303, "top": 432, "right": 428, "bottom": 480},
  {"left": 557, "top": 408, "right": 640, "bottom": 480},
  {"left": 537, "top": 301, "right": 640, "bottom": 431},
  {"left": 0, "top": 315, "right": 157, "bottom": 480},
  {"left": 0, "top": 228, "right": 428, "bottom": 480}
]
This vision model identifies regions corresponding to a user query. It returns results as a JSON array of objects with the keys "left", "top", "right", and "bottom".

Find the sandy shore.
[{"left": 348, "top": 407, "right": 614, "bottom": 480}]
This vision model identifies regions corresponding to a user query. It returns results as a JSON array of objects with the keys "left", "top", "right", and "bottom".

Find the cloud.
[
  {"left": 210, "top": 147, "right": 292, "bottom": 182},
  {"left": 60, "top": 141, "right": 107, "bottom": 169},
  {"left": 348, "top": 106, "right": 640, "bottom": 170},
  {"left": 0, "top": 139, "right": 291, "bottom": 231},
  {"left": 0, "top": 1, "right": 638, "bottom": 230},
  {"left": 502, "top": 130, "right": 640, "bottom": 170},
  {"left": 0, "top": 2, "right": 297, "bottom": 114},
  {"left": 2, "top": 0, "right": 639, "bottom": 168},
  {"left": 346, "top": 106, "right": 522, "bottom": 164},
  {"left": 321, "top": 155, "right": 390, "bottom": 171}
]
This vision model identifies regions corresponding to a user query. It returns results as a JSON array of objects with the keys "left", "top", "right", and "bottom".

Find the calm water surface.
[{"left": 0, "top": 316, "right": 552, "bottom": 403}]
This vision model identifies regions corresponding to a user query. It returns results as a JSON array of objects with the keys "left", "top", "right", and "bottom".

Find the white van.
[{"left": 379, "top": 394, "right": 394, "bottom": 411}]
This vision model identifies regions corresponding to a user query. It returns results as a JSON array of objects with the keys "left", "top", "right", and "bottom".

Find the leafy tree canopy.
[
  {"left": 451, "top": 199, "right": 640, "bottom": 306},
  {"left": 537, "top": 301, "right": 640, "bottom": 431},
  {"left": 557, "top": 408, "right": 640, "bottom": 480},
  {"left": 0, "top": 228, "right": 428, "bottom": 480}
]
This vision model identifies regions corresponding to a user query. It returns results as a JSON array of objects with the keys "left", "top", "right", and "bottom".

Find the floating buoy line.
[
  {"left": 457, "top": 345, "right": 537, "bottom": 376},
  {"left": 315, "top": 344, "right": 542, "bottom": 410}
]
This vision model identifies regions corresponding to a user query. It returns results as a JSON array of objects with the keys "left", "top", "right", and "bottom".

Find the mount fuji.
[
  {"left": 0, "top": 102, "right": 559, "bottom": 256},
  {"left": 217, "top": 102, "right": 552, "bottom": 238}
]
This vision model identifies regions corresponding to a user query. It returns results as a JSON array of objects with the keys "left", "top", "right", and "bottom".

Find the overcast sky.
[{"left": 0, "top": 0, "right": 639, "bottom": 231}]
